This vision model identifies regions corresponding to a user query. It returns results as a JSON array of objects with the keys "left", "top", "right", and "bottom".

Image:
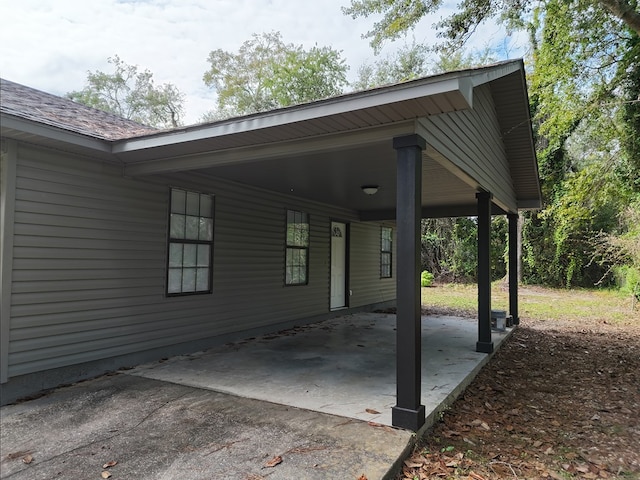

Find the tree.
[
  {"left": 345, "top": 0, "right": 640, "bottom": 288},
  {"left": 342, "top": 0, "right": 640, "bottom": 52},
  {"left": 352, "top": 41, "right": 495, "bottom": 90},
  {"left": 67, "top": 55, "right": 185, "bottom": 128},
  {"left": 203, "top": 32, "right": 349, "bottom": 118}
]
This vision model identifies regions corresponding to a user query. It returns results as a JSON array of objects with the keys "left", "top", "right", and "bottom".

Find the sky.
[{"left": 0, "top": 0, "right": 527, "bottom": 124}]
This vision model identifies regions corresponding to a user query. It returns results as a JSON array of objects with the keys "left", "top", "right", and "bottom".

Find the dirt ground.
[{"left": 398, "top": 304, "right": 640, "bottom": 480}]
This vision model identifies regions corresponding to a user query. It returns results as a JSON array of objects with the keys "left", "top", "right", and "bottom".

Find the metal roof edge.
[{"left": 1, "top": 113, "right": 112, "bottom": 153}]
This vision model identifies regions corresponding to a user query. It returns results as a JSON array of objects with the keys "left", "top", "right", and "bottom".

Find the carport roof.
[{"left": 1, "top": 59, "right": 541, "bottom": 217}]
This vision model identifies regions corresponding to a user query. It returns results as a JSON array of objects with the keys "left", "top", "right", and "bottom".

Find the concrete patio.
[
  {"left": 128, "top": 312, "right": 512, "bottom": 428},
  {"left": 1, "top": 312, "right": 513, "bottom": 480}
]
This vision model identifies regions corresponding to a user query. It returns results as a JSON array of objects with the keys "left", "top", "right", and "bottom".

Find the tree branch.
[{"left": 598, "top": 0, "right": 640, "bottom": 35}]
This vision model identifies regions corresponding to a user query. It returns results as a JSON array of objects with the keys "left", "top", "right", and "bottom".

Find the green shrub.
[{"left": 421, "top": 270, "right": 434, "bottom": 287}]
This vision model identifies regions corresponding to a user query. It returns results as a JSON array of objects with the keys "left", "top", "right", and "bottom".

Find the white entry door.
[{"left": 330, "top": 222, "right": 347, "bottom": 310}]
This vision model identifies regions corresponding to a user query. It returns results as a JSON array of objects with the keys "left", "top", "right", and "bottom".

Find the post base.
[
  {"left": 392, "top": 404, "right": 426, "bottom": 431},
  {"left": 476, "top": 341, "right": 494, "bottom": 353}
]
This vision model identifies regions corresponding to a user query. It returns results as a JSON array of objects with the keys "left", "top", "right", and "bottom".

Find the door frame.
[{"left": 330, "top": 220, "right": 349, "bottom": 310}]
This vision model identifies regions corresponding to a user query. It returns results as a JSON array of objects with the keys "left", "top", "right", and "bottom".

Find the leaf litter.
[{"left": 397, "top": 313, "right": 640, "bottom": 479}]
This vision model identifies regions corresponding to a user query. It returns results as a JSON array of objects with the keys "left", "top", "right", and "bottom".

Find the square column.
[
  {"left": 391, "top": 134, "right": 426, "bottom": 431},
  {"left": 508, "top": 213, "right": 520, "bottom": 325},
  {"left": 476, "top": 191, "right": 494, "bottom": 353}
]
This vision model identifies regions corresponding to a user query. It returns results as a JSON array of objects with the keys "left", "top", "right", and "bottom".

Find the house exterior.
[{"left": 1, "top": 60, "right": 541, "bottom": 430}]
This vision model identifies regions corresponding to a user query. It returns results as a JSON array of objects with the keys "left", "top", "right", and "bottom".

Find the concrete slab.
[
  {"left": 1, "top": 313, "right": 512, "bottom": 480},
  {"left": 128, "top": 313, "right": 511, "bottom": 427},
  {"left": 0, "top": 374, "right": 412, "bottom": 480}
]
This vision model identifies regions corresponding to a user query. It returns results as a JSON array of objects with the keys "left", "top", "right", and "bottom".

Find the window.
[
  {"left": 380, "top": 226, "right": 392, "bottom": 278},
  {"left": 285, "top": 209, "right": 309, "bottom": 285},
  {"left": 167, "top": 188, "right": 214, "bottom": 295}
]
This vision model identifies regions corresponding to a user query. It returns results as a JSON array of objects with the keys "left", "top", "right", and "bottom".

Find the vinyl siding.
[
  {"left": 6, "top": 143, "right": 395, "bottom": 379},
  {"left": 420, "top": 84, "right": 516, "bottom": 210},
  {"left": 349, "top": 222, "right": 396, "bottom": 307}
]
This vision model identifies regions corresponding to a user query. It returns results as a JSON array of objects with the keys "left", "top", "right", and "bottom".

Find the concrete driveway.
[{"left": 1, "top": 313, "right": 511, "bottom": 479}]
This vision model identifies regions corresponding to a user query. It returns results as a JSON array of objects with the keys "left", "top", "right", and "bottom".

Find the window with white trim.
[
  {"left": 285, "top": 209, "right": 309, "bottom": 285},
  {"left": 380, "top": 226, "right": 393, "bottom": 278},
  {"left": 167, "top": 188, "right": 214, "bottom": 295}
]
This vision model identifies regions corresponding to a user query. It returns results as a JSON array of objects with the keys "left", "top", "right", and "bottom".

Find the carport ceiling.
[{"left": 196, "top": 141, "right": 477, "bottom": 216}]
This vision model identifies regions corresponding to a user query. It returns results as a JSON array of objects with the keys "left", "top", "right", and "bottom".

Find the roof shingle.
[{"left": 0, "top": 78, "right": 157, "bottom": 141}]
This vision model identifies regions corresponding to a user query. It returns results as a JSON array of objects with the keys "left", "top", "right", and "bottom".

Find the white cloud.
[{"left": 0, "top": 0, "right": 528, "bottom": 124}]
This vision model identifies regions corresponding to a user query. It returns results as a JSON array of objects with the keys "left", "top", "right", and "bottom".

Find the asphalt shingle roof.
[{"left": 0, "top": 78, "right": 157, "bottom": 141}]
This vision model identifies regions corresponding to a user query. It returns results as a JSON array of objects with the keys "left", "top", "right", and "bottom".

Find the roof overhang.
[{"left": 1, "top": 60, "right": 541, "bottom": 218}]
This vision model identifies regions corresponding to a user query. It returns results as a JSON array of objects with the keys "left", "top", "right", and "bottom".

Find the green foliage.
[
  {"left": 522, "top": 165, "right": 628, "bottom": 287},
  {"left": 343, "top": 0, "right": 640, "bottom": 53},
  {"left": 352, "top": 42, "right": 496, "bottom": 90},
  {"left": 352, "top": 41, "right": 430, "bottom": 90},
  {"left": 343, "top": 0, "right": 640, "bottom": 289},
  {"left": 421, "top": 270, "right": 434, "bottom": 287},
  {"left": 67, "top": 55, "right": 184, "bottom": 128},
  {"left": 203, "top": 32, "right": 348, "bottom": 117}
]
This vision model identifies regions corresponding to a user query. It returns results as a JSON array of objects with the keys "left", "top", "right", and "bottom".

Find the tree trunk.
[{"left": 598, "top": 0, "right": 640, "bottom": 35}]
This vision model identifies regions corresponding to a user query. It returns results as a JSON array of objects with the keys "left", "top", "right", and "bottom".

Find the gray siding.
[
  {"left": 6, "top": 143, "right": 395, "bottom": 380},
  {"left": 349, "top": 222, "right": 396, "bottom": 307},
  {"left": 420, "top": 84, "right": 516, "bottom": 211}
]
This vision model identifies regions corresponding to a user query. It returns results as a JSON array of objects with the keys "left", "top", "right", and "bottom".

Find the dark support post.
[
  {"left": 476, "top": 191, "right": 494, "bottom": 353},
  {"left": 392, "top": 134, "right": 426, "bottom": 431},
  {"left": 508, "top": 213, "right": 520, "bottom": 325}
]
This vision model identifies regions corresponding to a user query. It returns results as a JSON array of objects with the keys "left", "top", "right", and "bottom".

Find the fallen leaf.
[
  {"left": 469, "top": 471, "right": 487, "bottom": 480},
  {"left": 404, "top": 458, "right": 423, "bottom": 468},
  {"left": 480, "top": 422, "right": 491, "bottom": 431},
  {"left": 22, "top": 455, "right": 33, "bottom": 464},
  {"left": 102, "top": 460, "right": 117, "bottom": 469},
  {"left": 533, "top": 440, "right": 543, "bottom": 448},
  {"left": 264, "top": 455, "right": 283, "bottom": 468},
  {"left": 6, "top": 450, "right": 33, "bottom": 460},
  {"left": 101, "top": 472, "right": 112, "bottom": 479},
  {"left": 365, "top": 408, "right": 380, "bottom": 415},
  {"left": 544, "top": 446, "right": 555, "bottom": 455}
]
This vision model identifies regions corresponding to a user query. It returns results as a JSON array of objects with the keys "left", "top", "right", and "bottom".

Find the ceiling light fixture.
[{"left": 361, "top": 185, "right": 379, "bottom": 195}]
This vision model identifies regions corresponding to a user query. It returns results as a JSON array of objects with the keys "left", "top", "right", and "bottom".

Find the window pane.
[
  {"left": 168, "top": 268, "right": 182, "bottom": 293},
  {"left": 170, "top": 214, "right": 185, "bottom": 239},
  {"left": 381, "top": 252, "right": 392, "bottom": 278},
  {"left": 186, "top": 192, "right": 200, "bottom": 216},
  {"left": 196, "top": 267, "right": 209, "bottom": 291},
  {"left": 199, "top": 218, "right": 213, "bottom": 241},
  {"left": 299, "top": 223, "right": 309, "bottom": 246},
  {"left": 171, "top": 189, "right": 186, "bottom": 214},
  {"left": 286, "top": 247, "right": 307, "bottom": 285},
  {"left": 197, "top": 244, "right": 210, "bottom": 267},
  {"left": 200, "top": 195, "right": 212, "bottom": 218},
  {"left": 182, "top": 268, "right": 196, "bottom": 292},
  {"left": 381, "top": 227, "right": 392, "bottom": 251},
  {"left": 183, "top": 244, "right": 197, "bottom": 267},
  {"left": 169, "top": 243, "right": 183, "bottom": 267},
  {"left": 185, "top": 216, "right": 199, "bottom": 240}
]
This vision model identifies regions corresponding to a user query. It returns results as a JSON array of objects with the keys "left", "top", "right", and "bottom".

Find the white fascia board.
[
  {"left": 469, "top": 60, "right": 523, "bottom": 88},
  {"left": 114, "top": 77, "right": 474, "bottom": 155},
  {"left": 1, "top": 114, "right": 111, "bottom": 153}
]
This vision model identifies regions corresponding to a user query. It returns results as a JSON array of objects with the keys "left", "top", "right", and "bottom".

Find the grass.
[{"left": 422, "top": 282, "right": 639, "bottom": 325}]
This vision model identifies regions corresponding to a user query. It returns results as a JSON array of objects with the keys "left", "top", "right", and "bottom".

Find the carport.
[
  {"left": 128, "top": 312, "right": 514, "bottom": 428},
  {"left": 1, "top": 60, "right": 539, "bottom": 430},
  {"left": 113, "top": 59, "right": 540, "bottom": 431}
]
